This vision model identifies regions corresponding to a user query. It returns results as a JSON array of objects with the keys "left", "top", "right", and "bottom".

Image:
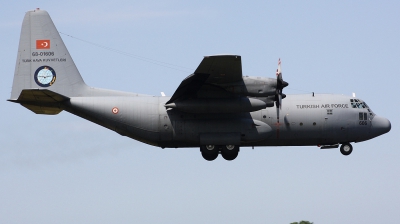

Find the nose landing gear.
[{"left": 340, "top": 143, "right": 353, "bottom": 156}]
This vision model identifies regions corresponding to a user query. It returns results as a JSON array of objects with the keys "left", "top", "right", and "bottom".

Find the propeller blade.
[
  {"left": 275, "top": 101, "right": 280, "bottom": 119},
  {"left": 274, "top": 89, "right": 282, "bottom": 109},
  {"left": 275, "top": 58, "right": 284, "bottom": 110},
  {"left": 276, "top": 58, "right": 282, "bottom": 85}
]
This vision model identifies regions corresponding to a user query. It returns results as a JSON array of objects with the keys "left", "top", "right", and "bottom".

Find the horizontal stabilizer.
[
  {"left": 8, "top": 89, "right": 69, "bottom": 114},
  {"left": 19, "top": 104, "right": 62, "bottom": 115},
  {"left": 10, "top": 89, "right": 69, "bottom": 103}
]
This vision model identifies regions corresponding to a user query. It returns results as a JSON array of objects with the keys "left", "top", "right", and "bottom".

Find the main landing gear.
[
  {"left": 200, "top": 145, "right": 240, "bottom": 161},
  {"left": 340, "top": 143, "right": 353, "bottom": 156}
]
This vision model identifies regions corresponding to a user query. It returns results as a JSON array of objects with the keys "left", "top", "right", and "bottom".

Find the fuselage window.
[
  {"left": 359, "top": 112, "right": 368, "bottom": 120},
  {"left": 327, "top": 109, "right": 332, "bottom": 115}
]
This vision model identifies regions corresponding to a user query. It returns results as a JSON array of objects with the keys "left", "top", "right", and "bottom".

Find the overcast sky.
[{"left": 1, "top": 1, "right": 399, "bottom": 223}]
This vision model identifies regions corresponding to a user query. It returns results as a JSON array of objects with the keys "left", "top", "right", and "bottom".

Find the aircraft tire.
[
  {"left": 201, "top": 151, "right": 219, "bottom": 161},
  {"left": 221, "top": 145, "right": 239, "bottom": 154},
  {"left": 201, "top": 145, "right": 218, "bottom": 153},
  {"left": 221, "top": 145, "right": 239, "bottom": 161},
  {"left": 340, "top": 143, "right": 353, "bottom": 156},
  {"left": 200, "top": 145, "right": 219, "bottom": 161}
]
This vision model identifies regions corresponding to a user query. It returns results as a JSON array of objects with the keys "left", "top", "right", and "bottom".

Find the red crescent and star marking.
[
  {"left": 112, "top": 107, "right": 119, "bottom": 114},
  {"left": 36, "top": 40, "right": 51, "bottom": 49}
]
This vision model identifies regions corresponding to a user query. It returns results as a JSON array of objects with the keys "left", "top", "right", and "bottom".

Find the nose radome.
[{"left": 370, "top": 115, "right": 391, "bottom": 137}]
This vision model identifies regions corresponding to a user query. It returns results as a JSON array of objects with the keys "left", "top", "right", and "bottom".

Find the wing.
[
  {"left": 196, "top": 55, "right": 242, "bottom": 84},
  {"left": 166, "top": 55, "right": 242, "bottom": 104}
]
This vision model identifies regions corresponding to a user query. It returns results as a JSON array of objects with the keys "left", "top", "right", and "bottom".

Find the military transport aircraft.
[{"left": 9, "top": 9, "right": 391, "bottom": 161}]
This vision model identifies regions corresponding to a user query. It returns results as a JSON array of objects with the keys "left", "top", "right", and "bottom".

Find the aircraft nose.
[{"left": 370, "top": 115, "right": 391, "bottom": 137}]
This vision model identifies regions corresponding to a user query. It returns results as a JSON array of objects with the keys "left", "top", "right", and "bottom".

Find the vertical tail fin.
[{"left": 10, "top": 9, "right": 87, "bottom": 100}]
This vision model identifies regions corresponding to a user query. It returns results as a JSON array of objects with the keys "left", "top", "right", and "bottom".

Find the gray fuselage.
[{"left": 64, "top": 92, "right": 388, "bottom": 149}]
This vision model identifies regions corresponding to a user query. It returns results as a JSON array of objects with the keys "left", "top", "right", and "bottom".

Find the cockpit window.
[
  {"left": 352, "top": 99, "right": 375, "bottom": 117},
  {"left": 350, "top": 99, "right": 369, "bottom": 109}
]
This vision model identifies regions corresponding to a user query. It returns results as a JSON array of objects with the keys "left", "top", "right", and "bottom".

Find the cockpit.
[{"left": 350, "top": 99, "right": 375, "bottom": 117}]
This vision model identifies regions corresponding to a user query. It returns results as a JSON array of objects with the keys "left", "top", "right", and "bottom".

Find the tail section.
[{"left": 10, "top": 8, "right": 87, "bottom": 101}]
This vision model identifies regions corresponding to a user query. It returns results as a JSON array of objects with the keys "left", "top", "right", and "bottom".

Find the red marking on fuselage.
[
  {"left": 274, "top": 120, "right": 281, "bottom": 139},
  {"left": 112, "top": 107, "right": 119, "bottom": 114}
]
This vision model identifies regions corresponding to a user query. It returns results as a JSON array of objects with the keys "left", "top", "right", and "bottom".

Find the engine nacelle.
[
  {"left": 221, "top": 76, "right": 278, "bottom": 97},
  {"left": 165, "top": 97, "right": 266, "bottom": 113}
]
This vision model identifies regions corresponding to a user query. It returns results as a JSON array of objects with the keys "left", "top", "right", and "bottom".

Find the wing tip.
[{"left": 204, "top": 54, "right": 241, "bottom": 58}]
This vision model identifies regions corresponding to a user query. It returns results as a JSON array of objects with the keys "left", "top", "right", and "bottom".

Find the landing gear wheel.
[
  {"left": 340, "top": 143, "right": 353, "bottom": 156},
  {"left": 221, "top": 145, "right": 239, "bottom": 161},
  {"left": 201, "top": 151, "right": 219, "bottom": 161},
  {"left": 205, "top": 145, "right": 215, "bottom": 151},
  {"left": 200, "top": 145, "right": 219, "bottom": 161},
  {"left": 221, "top": 152, "right": 238, "bottom": 161}
]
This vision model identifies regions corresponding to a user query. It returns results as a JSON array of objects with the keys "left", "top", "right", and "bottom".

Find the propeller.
[
  {"left": 275, "top": 58, "right": 288, "bottom": 112},
  {"left": 274, "top": 58, "right": 288, "bottom": 140}
]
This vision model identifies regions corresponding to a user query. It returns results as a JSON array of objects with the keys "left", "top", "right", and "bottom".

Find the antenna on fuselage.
[{"left": 352, "top": 92, "right": 356, "bottom": 98}]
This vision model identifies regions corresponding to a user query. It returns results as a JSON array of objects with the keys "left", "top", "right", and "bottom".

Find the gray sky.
[{"left": 1, "top": 1, "right": 399, "bottom": 223}]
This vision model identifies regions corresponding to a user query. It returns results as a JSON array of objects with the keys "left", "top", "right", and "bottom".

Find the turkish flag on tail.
[{"left": 36, "top": 40, "right": 50, "bottom": 49}]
